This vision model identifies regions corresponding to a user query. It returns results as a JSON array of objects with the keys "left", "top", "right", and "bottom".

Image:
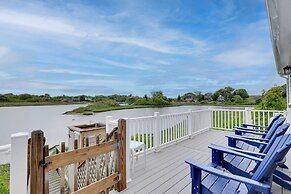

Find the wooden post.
[
  {"left": 27, "top": 138, "right": 31, "bottom": 186},
  {"left": 30, "top": 130, "right": 44, "bottom": 194},
  {"left": 43, "top": 145, "right": 49, "bottom": 194},
  {"left": 85, "top": 137, "right": 89, "bottom": 186},
  {"left": 117, "top": 119, "right": 127, "bottom": 191},
  {"left": 73, "top": 139, "right": 78, "bottom": 191},
  {"left": 60, "top": 142, "right": 66, "bottom": 194}
]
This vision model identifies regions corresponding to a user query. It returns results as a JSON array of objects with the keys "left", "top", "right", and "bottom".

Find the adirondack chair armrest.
[
  {"left": 226, "top": 134, "right": 269, "bottom": 142},
  {"left": 209, "top": 144, "right": 266, "bottom": 158},
  {"left": 226, "top": 135, "right": 268, "bottom": 147},
  {"left": 234, "top": 128, "right": 267, "bottom": 136},
  {"left": 241, "top": 123, "right": 266, "bottom": 128},
  {"left": 209, "top": 144, "right": 264, "bottom": 162},
  {"left": 185, "top": 160, "right": 271, "bottom": 194},
  {"left": 236, "top": 127, "right": 268, "bottom": 133}
]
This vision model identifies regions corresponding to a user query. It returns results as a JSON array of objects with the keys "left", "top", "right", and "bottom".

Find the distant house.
[
  {"left": 72, "top": 97, "right": 81, "bottom": 102},
  {"left": 85, "top": 97, "right": 93, "bottom": 102},
  {"left": 217, "top": 95, "right": 225, "bottom": 102},
  {"left": 204, "top": 93, "right": 212, "bottom": 101},
  {"left": 119, "top": 102, "right": 129, "bottom": 106},
  {"left": 184, "top": 96, "right": 193, "bottom": 102}
]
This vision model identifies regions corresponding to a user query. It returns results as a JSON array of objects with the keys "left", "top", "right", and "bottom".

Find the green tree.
[
  {"left": 234, "top": 89, "right": 249, "bottom": 99},
  {"left": 18, "top": 94, "right": 33, "bottom": 101},
  {"left": 151, "top": 91, "right": 169, "bottom": 105},
  {"left": 213, "top": 87, "right": 235, "bottom": 101},
  {"left": 258, "top": 85, "right": 286, "bottom": 110},
  {"left": 177, "top": 95, "right": 182, "bottom": 101},
  {"left": 233, "top": 95, "right": 243, "bottom": 103},
  {"left": 0, "top": 95, "right": 8, "bottom": 102}
]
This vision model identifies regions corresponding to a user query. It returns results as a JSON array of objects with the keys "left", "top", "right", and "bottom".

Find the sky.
[{"left": 0, "top": 0, "right": 285, "bottom": 97}]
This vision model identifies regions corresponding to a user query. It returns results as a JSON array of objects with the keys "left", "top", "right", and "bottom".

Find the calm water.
[{"left": 0, "top": 104, "right": 210, "bottom": 147}]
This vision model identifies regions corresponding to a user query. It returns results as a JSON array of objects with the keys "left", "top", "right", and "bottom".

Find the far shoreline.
[
  {"left": 0, "top": 102, "right": 87, "bottom": 108},
  {"left": 64, "top": 103, "right": 255, "bottom": 115}
]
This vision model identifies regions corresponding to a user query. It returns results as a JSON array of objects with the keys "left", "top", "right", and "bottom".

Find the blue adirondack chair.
[
  {"left": 185, "top": 134, "right": 291, "bottom": 194},
  {"left": 209, "top": 123, "right": 291, "bottom": 190},
  {"left": 228, "top": 117, "right": 286, "bottom": 149}
]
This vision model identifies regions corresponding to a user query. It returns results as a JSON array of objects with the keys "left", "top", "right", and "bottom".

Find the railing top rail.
[
  {"left": 251, "top": 110, "right": 285, "bottom": 112},
  {"left": 160, "top": 111, "right": 189, "bottom": 117},
  {"left": 211, "top": 108, "right": 246, "bottom": 111},
  {"left": 127, "top": 115, "right": 155, "bottom": 120},
  {"left": 191, "top": 109, "right": 211, "bottom": 113},
  {"left": 0, "top": 144, "right": 11, "bottom": 154},
  {"left": 125, "top": 109, "right": 211, "bottom": 120}
]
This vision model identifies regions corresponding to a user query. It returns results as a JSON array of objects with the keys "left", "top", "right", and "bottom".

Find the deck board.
[{"left": 121, "top": 129, "right": 291, "bottom": 194}]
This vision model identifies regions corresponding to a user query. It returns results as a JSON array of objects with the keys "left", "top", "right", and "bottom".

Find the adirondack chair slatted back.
[
  {"left": 248, "top": 134, "right": 291, "bottom": 193},
  {"left": 260, "top": 123, "right": 290, "bottom": 154},
  {"left": 265, "top": 114, "right": 282, "bottom": 130},
  {"left": 261, "top": 117, "right": 285, "bottom": 140}
]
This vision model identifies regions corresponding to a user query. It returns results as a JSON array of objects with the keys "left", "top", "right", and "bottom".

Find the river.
[{"left": 0, "top": 104, "right": 211, "bottom": 147}]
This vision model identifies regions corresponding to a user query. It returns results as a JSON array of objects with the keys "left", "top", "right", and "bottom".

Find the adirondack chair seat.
[
  {"left": 212, "top": 146, "right": 291, "bottom": 190},
  {"left": 186, "top": 134, "right": 291, "bottom": 194},
  {"left": 185, "top": 161, "right": 271, "bottom": 194},
  {"left": 199, "top": 165, "right": 254, "bottom": 194}
]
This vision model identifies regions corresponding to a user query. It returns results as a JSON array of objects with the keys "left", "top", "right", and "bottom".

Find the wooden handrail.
[{"left": 45, "top": 139, "right": 118, "bottom": 171}]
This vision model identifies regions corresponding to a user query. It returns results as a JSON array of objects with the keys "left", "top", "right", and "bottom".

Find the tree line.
[{"left": 0, "top": 85, "right": 287, "bottom": 110}]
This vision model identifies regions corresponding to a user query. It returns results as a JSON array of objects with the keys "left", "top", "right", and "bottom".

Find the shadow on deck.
[{"left": 122, "top": 129, "right": 291, "bottom": 194}]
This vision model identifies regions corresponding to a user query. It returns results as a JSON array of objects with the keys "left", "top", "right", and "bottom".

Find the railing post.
[
  {"left": 30, "top": 130, "right": 45, "bottom": 194},
  {"left": 154, "top": 112, "right": 161, "bottom": 152},
  {"left": 10, "top": 132, "right": 28, "bottom": 194},
  {"left": 188, "top": 109, "right": 193, "bottom": 138},
  {"left": 106, "top": 116, "right": 113, "bottom": 133},
  {"left": 122, "top": 118, "right": 131, "bottom": 185},
  {"left": 209, "top": 108, "right": 213, "bottom": 129},
  {"left": 244, "top": 107, "right": 252, "bottom": 125},
  {"left": 117, "top": 119, "right": 127, "bottom": 190}
]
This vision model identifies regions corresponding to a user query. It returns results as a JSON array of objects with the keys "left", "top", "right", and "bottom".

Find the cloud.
[
  {"left": 0, "top": 8, "right": 208, "bottom": 55},
  {"left": 0, "top": 46, "right": 21, "bottom": 65},
  {"left": 38, "top": 69, "right": 115, "bottom": 77},
  {"left": 98, "top": 58, "right": 152, "bottom": 70},
  {"left": 212, "top": 46, "right": 273, "bottom": 67},
  {"left": 212, "top": 19, "right": 274, "bottom": 67},
  {"left": 0, "top": 1, "right": 284, "bottom": 96},
  {"left": 0, "top": 71, "right": 14, "bottom": 79},
  {"left": 0, "top": 10, "right": 86, "bottom": 37}
]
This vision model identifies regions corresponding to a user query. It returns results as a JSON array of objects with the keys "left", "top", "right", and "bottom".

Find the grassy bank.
[
  {"left": 65, "top": 101, "right": 256, "bottom": 115},
  {"left": 0, "top": 164, "right": 9, "bottom": 194},
  {"left": 65, "top": 104, "right": 167, "bottom": 115}
]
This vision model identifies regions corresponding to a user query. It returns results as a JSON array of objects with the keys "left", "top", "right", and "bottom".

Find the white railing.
[
  {"left": 211, "top": 108, "right": 286, "bottom": 130},
  {"left": 107, "top": 109, "right": 212, "bottom": 154},
  {"left": 0, "top": 144, "right": 11, "bottom": 155},
  {"left": 97, "top": 107, "right": 288, "bottom": 183},
  {"left": 212, "top": 108, "right": 246, "bottom": 130},
  {"left": 251, "top": 110, "right": 286, "bottom": 127}
]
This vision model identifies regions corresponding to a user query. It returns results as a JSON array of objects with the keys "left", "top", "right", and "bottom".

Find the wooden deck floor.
[{"left": 121, "top": 129, "right": 291, "bottom": 194}]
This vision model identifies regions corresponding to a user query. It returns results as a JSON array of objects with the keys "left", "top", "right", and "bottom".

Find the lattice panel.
[
  {"left": 77, "top": 164, "right": 87, "bottom": 189},
  {"left": 76, "top": 148, "right": 118, "bottom": 190}
]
